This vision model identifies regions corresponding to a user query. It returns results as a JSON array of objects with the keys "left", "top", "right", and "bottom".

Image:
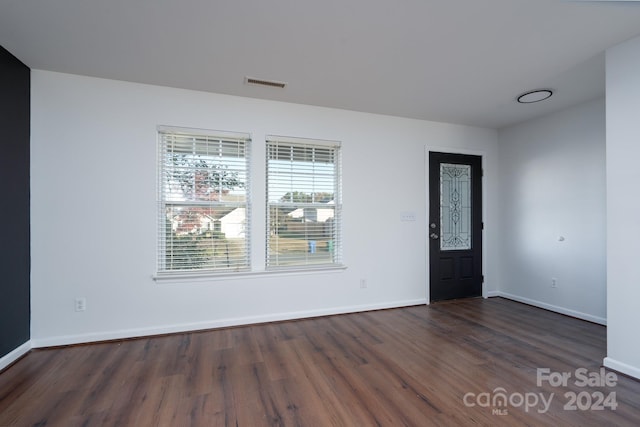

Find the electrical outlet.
[
  {"left": 360, "top": 279, "right": 367, "bottom": 289},
  {"left": 551, "top": 278, "right": 557, "bottom": 288},
  {"left": 75, "top": 297, "right": 87, "bottom": 312}
]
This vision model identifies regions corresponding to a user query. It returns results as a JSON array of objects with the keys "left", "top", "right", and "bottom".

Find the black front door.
[{"left": 429, "top": 152, "right": 482, "bottom": 302}]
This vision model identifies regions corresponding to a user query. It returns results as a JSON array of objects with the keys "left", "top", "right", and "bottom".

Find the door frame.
[{"left": 425, "top": 146, "right": 487, "bottom": 304}]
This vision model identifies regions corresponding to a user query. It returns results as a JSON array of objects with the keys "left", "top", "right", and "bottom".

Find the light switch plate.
[{"left": 401, "top": 211, "right": 416, "bottom": 222}]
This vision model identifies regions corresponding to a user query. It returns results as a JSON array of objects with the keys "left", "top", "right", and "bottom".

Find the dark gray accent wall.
[{"left": 0, "top": 45, "right": 30, "bottom": 359}]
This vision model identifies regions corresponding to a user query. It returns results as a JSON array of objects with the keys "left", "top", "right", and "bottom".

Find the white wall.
[
  {"left": 30, "top": 71, "right": 499, "bottom": 346},
  {"left": 605, "top": 34, "right": 640, "bottom": 379},
  {"left": 497, "top": 98, "right": 607, "bottom": 324}
]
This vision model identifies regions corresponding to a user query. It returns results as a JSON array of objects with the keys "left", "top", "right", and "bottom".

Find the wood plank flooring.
[{"left": 1, "top": 297, "right": 639, "bottom": 426}]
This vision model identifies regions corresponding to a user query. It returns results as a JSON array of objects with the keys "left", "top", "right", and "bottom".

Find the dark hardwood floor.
[{"left": 1, "top": 297, "right": 639, "bottom": 426}]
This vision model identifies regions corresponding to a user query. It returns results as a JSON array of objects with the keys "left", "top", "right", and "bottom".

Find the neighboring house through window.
[
  {"left": 157, "top": 126, "right": 251, "bottom": 274},
  {"left": 266, "top": 136, "right": 342, "bottom": 269}
]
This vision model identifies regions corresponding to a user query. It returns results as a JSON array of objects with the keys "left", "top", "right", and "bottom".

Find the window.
[
  {"left": 157, "top": 127, "right": 251, "bottom": 274},
  {"left": 266, "top": 136, "right": 342, "bottom": 269}
]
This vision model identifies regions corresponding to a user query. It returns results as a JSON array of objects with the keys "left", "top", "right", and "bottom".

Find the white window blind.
[
  {"left": 157, "top": 127, "right": 251, "bottom": 274},
  {"left": 266, "top": 136, "right": 342, "bottom": 269}
]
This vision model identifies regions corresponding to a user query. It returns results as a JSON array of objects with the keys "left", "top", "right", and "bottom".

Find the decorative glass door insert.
[{"left": 440, "top": 163, "right": 471, "bottom": 250}]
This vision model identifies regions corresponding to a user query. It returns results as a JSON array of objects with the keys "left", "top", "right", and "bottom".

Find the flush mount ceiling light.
[
  {"left": 517, "top": 89, "right": 553, "bottom": 104},
  {"left": 245, "top": 76, "right": 287, "bottom": 89}
]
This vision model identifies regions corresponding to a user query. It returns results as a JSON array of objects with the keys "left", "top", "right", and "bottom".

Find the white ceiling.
[{"left": 2, "top": 0, "right": 640, "bottom": 129}]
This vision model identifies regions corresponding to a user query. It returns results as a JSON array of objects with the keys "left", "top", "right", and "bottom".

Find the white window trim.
[
  {"left": 156, "top": 125, "right": 252, "bottom": 276},
  {"left": 265, "top": 135, "right": 343, "bottom": 270},
  {"left": 151, "top": 264, "right": 348, "bottom": 283}
]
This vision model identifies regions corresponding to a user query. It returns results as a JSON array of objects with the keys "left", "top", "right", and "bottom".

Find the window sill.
[{"left": 153, "top": 264, "right": 348, "bottom": 283}]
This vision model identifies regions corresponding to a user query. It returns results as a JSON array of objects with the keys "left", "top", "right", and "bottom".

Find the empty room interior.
[{"left": 2, "top": 1, "right": 640, "bottom": 425}]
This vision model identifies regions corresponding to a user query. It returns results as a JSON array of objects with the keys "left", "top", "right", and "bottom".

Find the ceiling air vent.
[{"left": 245, "top": 76, "right": 287, "bottom": 89}]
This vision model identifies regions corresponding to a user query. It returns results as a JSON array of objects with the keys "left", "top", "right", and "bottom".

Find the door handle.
[{"left": 430, "top": 233, "right": 439, "bottom": 240}]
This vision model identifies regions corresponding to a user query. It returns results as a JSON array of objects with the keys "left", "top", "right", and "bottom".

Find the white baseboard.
[
  {"left": 0, "top": 341, "right": 31, "bottom": 372},
  {"left": 32, "top": 298, "right": 428, "bottom": 348},
  {"left": 492, "top": 292, "right": 607, "bottom": 325},
  {"left": 485, "top": 290, "right": 500, "bottom": 298},
  {"left": 603, "top": 357, "right": 640, "bottom": 380}
]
